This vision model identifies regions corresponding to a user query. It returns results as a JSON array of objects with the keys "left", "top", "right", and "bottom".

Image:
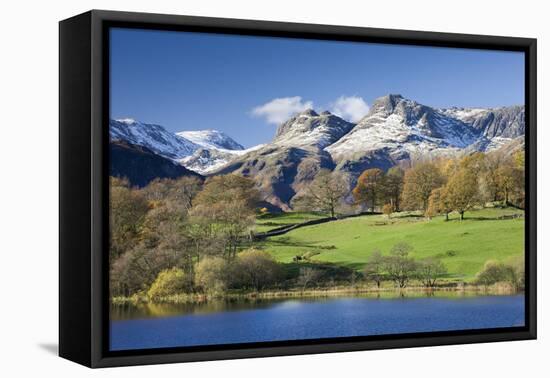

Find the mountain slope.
[
  {"left": 327, "top": 94, "right": 479, "bottom": 162},
  {"left": 215, "top": 146, "right": 335, "bottom": 211},
  {"left": 273, "top": 109, "right": 355, "bottom": 149},
  {"left": 110, "top": 119, "right": 199, "bottom": 160},
  {"left": 176, "top": 129, "right": 244, "bottom": 151},
  {"left": 211, "top": 109, "right": 353, "bottom": 210},
  {"left": 179, "top": 144, "right": 265, "bottom": 175},
  {"left": 326, "top": 95, "right": 524, "bottom": 185},
  {"left": 110, "top": 140, "right": 202, "bottom": 187},
  {"left": 442, "top": 105, "right": 525, "bottom": 141}
]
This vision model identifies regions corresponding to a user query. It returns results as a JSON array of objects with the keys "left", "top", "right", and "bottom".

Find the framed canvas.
[{"left": 59, "top": 10, "right": 537, "bottom": 368}]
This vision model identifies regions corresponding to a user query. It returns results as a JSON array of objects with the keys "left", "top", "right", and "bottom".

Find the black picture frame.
[{"left": 59, "top": 9, "right": 537, "bottom": 368}]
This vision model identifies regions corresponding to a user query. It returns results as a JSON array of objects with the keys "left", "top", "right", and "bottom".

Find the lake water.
[{"left": 110, "top": 293, "right": 525, "bottom": 351}]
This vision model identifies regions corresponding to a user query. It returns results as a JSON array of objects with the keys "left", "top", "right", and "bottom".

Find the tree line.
[
  {"left": 362, "top": 242, "right": 447, "bottom": 289},
  {"left": 361, "top": 241, "right": 524, "bottom": 290},
  {"left": 294, "top": 149, "right": 525, "bottom": 220}
]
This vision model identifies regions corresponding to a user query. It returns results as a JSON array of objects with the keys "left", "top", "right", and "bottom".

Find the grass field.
[{"left": 255, "top": 207, "right": 524, "bottom": 282}]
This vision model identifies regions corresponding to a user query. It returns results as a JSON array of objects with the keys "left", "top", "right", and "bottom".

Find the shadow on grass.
[
  {"left": 443, "top": 216, "right": 522, "bottom": 222},
  {"left": 393, "top": 213, "right": 425, "bottom": 219},
  {"left": 266, "top": 236, "right": 332, "bottom": 249}
]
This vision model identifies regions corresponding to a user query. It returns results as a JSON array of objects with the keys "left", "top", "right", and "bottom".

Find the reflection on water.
[
  {"left": 111, "top": 291, "right": 509, "bottom": 321},
  {"left": 110, "top": 293, "right": 525, "bottom": 351}
]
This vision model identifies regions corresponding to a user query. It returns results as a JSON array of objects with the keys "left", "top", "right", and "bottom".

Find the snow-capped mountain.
[
  {"left": 273, "top": 109, "right": 355, "bottom": 149},
  {"left": 176, "top": 129, "right": 244, "bottom": 151},
  {"left": 109, "top": 94, "right": 525, "bottom": 210},
  {"left": 213, "top": 94, "right": 525, "bottom": 210},
  {"left": 110, "top": 119, "right": 251, "bottom": 174},
  {"left": 110, "top": 119, "right": 199, "bottom": 160},
  {"left": 327, "top": 94, "right": 479, "bottom": 162},
  {"left": 441, "top": 105, "right": 525, "bottom": 140},
  {"left": 211, "top": 109, "right": 353, "bottom": 210},
  {"left": 174, "top": 130, "right": 263, "bottom": 174}
]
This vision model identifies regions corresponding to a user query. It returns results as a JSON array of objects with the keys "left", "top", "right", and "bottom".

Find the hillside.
[{"left": 110, "top": 141, "right": 203, "bottom": 187}]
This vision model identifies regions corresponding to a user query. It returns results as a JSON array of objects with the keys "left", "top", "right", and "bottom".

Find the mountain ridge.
[{"left": 109, "top": 94, "right": 525, "bottom": 210}]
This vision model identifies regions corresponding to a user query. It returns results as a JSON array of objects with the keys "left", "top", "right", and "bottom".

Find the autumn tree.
[
  {"left": 141, "top": 176, "right": 202, "bottom": 211},
  {"left": 352, "top": 168, "right": 386, "bottom": 212},
  {"left": 384, "top": 166, "right": 405, "bottom": 211},
  {"left": 190, "top": 175, "right": 260, "bottom": 259},
  {"left": 493, "top": 150, "right": 525, "bottom": 208},
  {"left": 483, "top": 152, "right": 507, "bottom": 202},
  {"left": 109, "top": 177, "right": 149, "bottom": 259},
  {"left": 292, "top": 169, "right": 348, "bottom": 218},
  {"left": 512, "top": 150, "right": 526, "bottom": 207},
  {"left": 445, "top": 166, "right": 480, "bottom": 220},
  {"left": 426, "top": 187, "right": 452, "bottom": 221},
  {"left": 401, "top": 162, "right": 444, "bottom": 213}
]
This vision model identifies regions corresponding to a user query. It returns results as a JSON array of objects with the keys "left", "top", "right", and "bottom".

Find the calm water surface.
[{"left": 110, "top": 293, "right": 524, "bottom": 351}]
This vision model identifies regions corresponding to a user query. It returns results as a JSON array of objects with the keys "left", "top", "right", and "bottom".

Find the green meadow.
[{"left": 256, "top": 207, "right": 524, "bottom": 282}]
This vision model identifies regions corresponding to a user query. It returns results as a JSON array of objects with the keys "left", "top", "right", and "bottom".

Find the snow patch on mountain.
[
  {"left": 179, "top": 144, "right": 266, "bottom": 174},
  {"left": 273, "top": 109, "right": 355, "bottom": 149},
  {"left": 110, "top": 119, "right": 199, "bottom": 160},
  {"left": 326, "top": 94, "right": 479, "bottom": 162},
  {"left": 176, "top": 129, "right": 244, "bottom": 151}
]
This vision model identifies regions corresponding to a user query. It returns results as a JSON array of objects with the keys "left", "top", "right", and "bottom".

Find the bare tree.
[
  {"left": 190, "top": 175, "right": 260, "bottom": 259},
  {"left": 363, "top": 250, "right": 385, "bottom": 288},
  {"left": 292, "top": 169, "right": 348, "bottom": 218},
  {"left": 383, "top": 242, "right": 418, "bottom": 288},
  {"left": 417, "top": 258, "right": 447, "bottom": 288},
  {"left": 297, "top": 267, "right": 323, "bottom": 292}
]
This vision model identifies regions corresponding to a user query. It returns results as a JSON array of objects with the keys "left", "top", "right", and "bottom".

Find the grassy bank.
[{"left": 112, "top": 281, "right": 521, "bottom": 305}]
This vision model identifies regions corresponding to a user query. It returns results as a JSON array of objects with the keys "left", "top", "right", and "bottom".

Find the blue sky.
[{"left": 110, "top": 28, "right": 525, "bottom": 147}]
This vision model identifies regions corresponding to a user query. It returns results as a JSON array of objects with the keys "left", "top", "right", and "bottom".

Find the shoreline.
[{"left": 112, "top": 283, "right": 522, "bottom": 305}]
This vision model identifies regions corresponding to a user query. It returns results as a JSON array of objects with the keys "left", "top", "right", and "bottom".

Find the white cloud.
[
  {"left": 251, "top": 96, "right": 314, "bottom": 125},
  {"left": 330, "top": 96, "right": 370, "bottom": 122}
]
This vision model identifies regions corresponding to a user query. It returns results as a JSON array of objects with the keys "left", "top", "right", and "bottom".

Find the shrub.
[
  {"left": 195, "top": 257, "right": 229, "bottom": 294},
  {"left": 231, "top": 249, "right": 282, "bottom": 291},
  {"left": 475, "top": 260, "right": 518, "bottom": 287},
  {"left": 147, "top": 268, "right": 193, "bottom": 300}
]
